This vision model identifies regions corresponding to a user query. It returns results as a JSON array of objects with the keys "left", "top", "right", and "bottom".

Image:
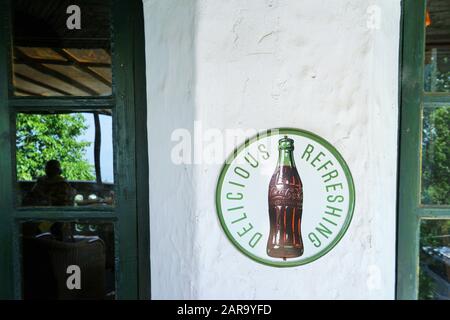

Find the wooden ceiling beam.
[
  {"left": 14, "top": 72, "right": 73, "bottom": 96},
  {"left": 14, "top": 58, "right": 111, "bottom": 68},
  {"left": 14, "top": 48, "right": 99, "bottom": 96},
  {"left": 14, "top": 87, "right": 43, "bottom": 96},
  {"left": 53, "top": 48, "right": 112, "bottom": 88}
]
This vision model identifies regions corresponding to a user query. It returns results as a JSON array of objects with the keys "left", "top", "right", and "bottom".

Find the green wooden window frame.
[
  {"left": 0, "top": 0, "right": 150, "bottom": 299},
  {"left": 398, "top": 0, "right": 450, "bottom": 300}
]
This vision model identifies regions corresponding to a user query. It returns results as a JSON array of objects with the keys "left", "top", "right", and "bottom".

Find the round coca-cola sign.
[{"left": 216, "top": 128, "right": 355, "bottom": 267}]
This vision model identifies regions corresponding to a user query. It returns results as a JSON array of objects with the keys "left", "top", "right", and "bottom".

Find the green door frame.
[
  {"left": 0, "top": 0, "right": 150, "bottom": 299},
  {"left": 397, "top": 0, "right": 450, "bottom": 300}
]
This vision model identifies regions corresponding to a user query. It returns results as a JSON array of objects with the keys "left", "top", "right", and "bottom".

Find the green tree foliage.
[
  {"left": 421, "top": 107, "right": 450, "bottom": 205},
  {"left": 16, "top": 113, "right": 95, "bottom": 181}
]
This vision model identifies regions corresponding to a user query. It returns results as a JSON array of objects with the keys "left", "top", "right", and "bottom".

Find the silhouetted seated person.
[{"left": 23, "top": 160, "right": 75, "bottom": 206}]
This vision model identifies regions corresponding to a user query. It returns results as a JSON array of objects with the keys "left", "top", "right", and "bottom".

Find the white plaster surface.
[{"left": 144, "top": 0, "right": 401, "bottom": 299}]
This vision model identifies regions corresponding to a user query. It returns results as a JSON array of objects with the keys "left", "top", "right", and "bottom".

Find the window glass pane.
[
  {"left": 424, "top": 0, "right": 450, "bottom": 92},
  {"left": 16, "top": 111, "right": 115, "bottom": 207},
  {"left": 421, "top": 105, "right": 450, "bottom": 205},
  {"left": 12, "top": 0, "right": 112, "bottom": 96},
  {"left": 419, "top": 219, "right": 450, "bottom": 300},
  {"left": 22, "top": 221, "right": 115, "bottom": 300}
]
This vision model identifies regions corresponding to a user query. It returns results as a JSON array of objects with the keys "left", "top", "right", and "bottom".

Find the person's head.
[{"left": 45, "top": 160, "right": 62, "bottom": 177}]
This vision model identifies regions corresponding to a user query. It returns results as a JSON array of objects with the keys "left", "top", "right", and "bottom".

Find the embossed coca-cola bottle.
[{"left": 267, "top": 136, "right": 304, "bottom": 259}]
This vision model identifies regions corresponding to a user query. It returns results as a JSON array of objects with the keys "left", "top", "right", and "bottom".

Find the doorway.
[{"left": 0, "top": 0, "right": 149, "bottom": 299}]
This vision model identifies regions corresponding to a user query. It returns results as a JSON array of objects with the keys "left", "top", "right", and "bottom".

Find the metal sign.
[{"left": 216, "top": 128, "right": 355, "bottom": 267}]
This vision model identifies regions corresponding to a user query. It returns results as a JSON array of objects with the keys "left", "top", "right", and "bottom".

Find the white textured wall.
[
  {"left": 144, "top": 0, "right": 197, "bottom": 299},
  {"left": 144, "top": 0, "right": 401, "bottom": 299}
]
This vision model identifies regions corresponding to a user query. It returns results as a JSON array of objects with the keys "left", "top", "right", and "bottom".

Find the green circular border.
[{"left": 215, "top": 128, "right": 356, "bottom": 267}]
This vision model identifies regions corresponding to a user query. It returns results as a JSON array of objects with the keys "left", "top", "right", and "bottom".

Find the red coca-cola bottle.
[{"left": 267, "top": 136, "right": 304, "bottom": 259}]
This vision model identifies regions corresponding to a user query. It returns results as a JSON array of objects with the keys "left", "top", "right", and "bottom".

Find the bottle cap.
[{"left": 278, "top": 136, "right": 294, "bottom": 150}]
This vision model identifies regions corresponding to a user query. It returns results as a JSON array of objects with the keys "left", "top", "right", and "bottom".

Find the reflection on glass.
[
  {"left": 16, "top": 111, "right": 115, "bottom": 207},
  {"left": 424, "top": 0, "right": 450, "bottom": 92},
  {"left": 419, "top": 219, "right": 450, "bottom": 300},
  {"left": 12, "top": 0, "right": 112, "bottom": 96},
  {"left": 22, "top": 221, "right": 115, "bottom": 300},
  {"left": 421, "top": 106, "right": 450, "bottom": 205}
]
